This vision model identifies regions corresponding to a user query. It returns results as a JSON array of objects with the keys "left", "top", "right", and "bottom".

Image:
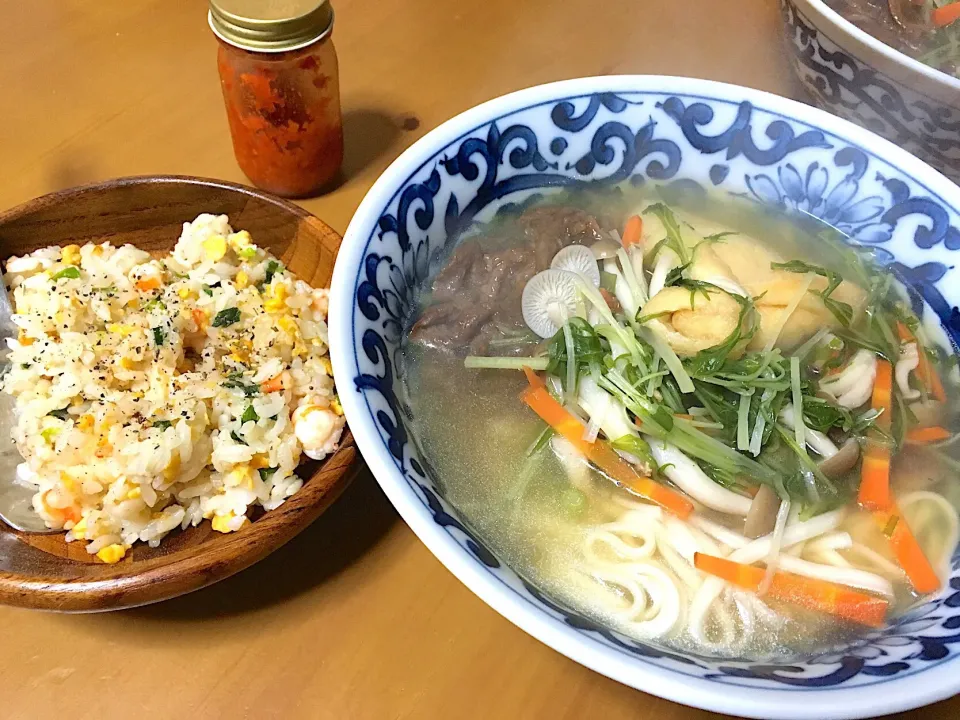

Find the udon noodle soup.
[{"left": 400, "top": 189, "right": 960, "bottom": 659}]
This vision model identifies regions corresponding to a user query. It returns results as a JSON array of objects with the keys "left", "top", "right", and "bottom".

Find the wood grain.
[
  {"left": 1, "top": 0, "right": 957, "bottom": 718},
  {"left": 0, "top": 176, "right": 356, "bottom": 611}
]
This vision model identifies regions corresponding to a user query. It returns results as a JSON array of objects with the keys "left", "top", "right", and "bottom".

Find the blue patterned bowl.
[
  {"left": 329, "top": 76, "right": 960, "bottom": 719},
  {"left": 781, "top": 0, "right": 960, "bottom": 184}
]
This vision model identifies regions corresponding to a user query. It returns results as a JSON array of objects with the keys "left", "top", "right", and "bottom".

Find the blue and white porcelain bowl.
[
  {"left": 781, "top": 0, "right": 960, "bottom": 184},
  {"left": 329, "top": 76, "right": 960, "bottom": 719}
]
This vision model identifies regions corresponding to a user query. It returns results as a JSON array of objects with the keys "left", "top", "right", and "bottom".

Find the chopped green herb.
[
  {"left": 701, "top": 231, "right": 738, "bottom": 244},
  {"left": 47, "top": 408, "right": 70, "bottom": 421},
  {"left": 258, "top": 466, "right": 278, "bottom": 481},
  {"left": 685, "top": 292, "right": 759, "bottom": 377},
  {"left": 153, "top": 420, "right": 173, "bottom": 430},
  {"left": 264, "top": 260, "right": 283, "bottom": 285},
  {"left": 223, "top": 379, "right": 260, "bottom": 397},
  {"left": 152, "top": 327, "right": 166, "bottom": 346},
  {"left": 635, "top": 309, "right": 672, "bottom": 325},
  {"left": 41, "top": 427, "right": 60, "bottom": 442},
  {"left": 143, "top": 297, "right": 167, "bottom": 313},
  {"left": 560, "top": 486, "right": 587, "bottom": 517},
  {"left": 212, "top": 307, "right": 241, "bottom": 327},
  {"left": 700, "top": 462, "right": 742, "bottom": 490},
  {"left": 241, "top": 405, "right": 259, "bottom": 423},
  {"left": 202, "top": 285, "right": 213, "bottom": 296},
  {"left": 525, "top": 426, "right": 555, "bottom": 457},
  {"left": 52, "top": 266, "right": 80, "bottom": 281},
  {"left": 772, "top": 259, "right": 853, "bottom": 327},
  {"left": 230, "top": 430, "right": 247, "bottom": 445},
  {"left": 546, "top": 318, "right": 607, "bottom": 381},
  {"left": 610, "top": 434, "right": 655, "bottom": 470},
  {"left": 663, "top": 263, "right": 691, "bottom": 288},
  {"left": 643, "top": 203, "right": 690, "bottom": 264}
]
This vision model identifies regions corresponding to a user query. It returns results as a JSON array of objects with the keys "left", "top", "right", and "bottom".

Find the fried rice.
[{"left": 1, "top": 213, "right": 344, "bottom": 563}]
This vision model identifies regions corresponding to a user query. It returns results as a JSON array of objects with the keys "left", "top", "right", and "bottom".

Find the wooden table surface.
[{"left": 1, "top": 1, "right": 956, "bottom": 718}]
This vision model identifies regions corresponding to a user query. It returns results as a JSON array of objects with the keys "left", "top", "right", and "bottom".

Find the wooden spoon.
[{"left": 0, "top": 282, "right": 55, "bottom": 532}]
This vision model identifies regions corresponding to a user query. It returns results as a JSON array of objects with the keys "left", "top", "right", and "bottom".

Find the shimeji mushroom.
[
  {"left": 521, "top": 268, "right": 579, "bottom": 339},
  {"left": 550, "top": 245, "right": 601, "bottom": 287},
  {"left": 589, "top": 237, "right": 621, "bottom": 260}
]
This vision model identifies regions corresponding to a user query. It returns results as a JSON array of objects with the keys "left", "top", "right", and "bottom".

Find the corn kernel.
[
  {"left": 126, "top": 487, "right": 142, "bottom": 500},
  {"left": 264, "top": 283, "right": 287, "bottom": 313},
  {"left": 177, "top": 287, "right": 194, "bottom": 300},
  {"left": 106, "top": 323, "right": 135, "bottom": 337},
  {"left": 96, "top": 543, "right": 126, "bottom": 564},
  {"left": 59, "top": 472, "right": 75, "bottom": 492},
  {"left": 228, "top": 230, "right": 253, "bottom": 252},
  {"left": 163, "top": 454, "right": 181, "bottom": 482},
  {"left": 71, "top": 517, "right": 88, "bottom": 539},
  {"left": 226, "top": 466, "right": 251, "bottom": 487},
  {"left": 211, "top": 513, "right": 243, "bottom": 533},
  {"left": 277, "top": 315, "right": 300, "bottom": 338},
  {"left": 41, "top": 426, "right": 61, "bottom": 443},
  {"left": 78, "top": 414, "right": 95, "bottom": 431},
  {"left": 235, "top": 271, "right": 249, "bottom": 290},
  {"left": 61, "top": 245, "right": 81, "bottom": 266},
  {"left": 202, "top": 235, "right": 228, "bottom": 262}
]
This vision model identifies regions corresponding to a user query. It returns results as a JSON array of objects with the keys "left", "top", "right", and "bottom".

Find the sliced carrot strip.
[
  {"left": 905, "top": 425, "right": 951, "bottom": 444},
  {"left": 191, "top": 308, "right": 208, "bottom": 331},
  {"left": 933, "top": 2, "right": 960, "bottom": 27},
  {"left": 519, "top": 384, "right": 692, "bottom": 518},
  {"left": 522, "top": 365, "right": 546, "bottom": 391},
  {"left": 40, "top": 491, "right": 81, "bottom": 526},
  {"left": 873, "top": 505, "right": 941, "bottom": 594},
  {"left": 693, "top": 553, "right": 888, "bottom": 627},
  {"left": 135, "top": 276, "right": 161, "bottom": 292},
  {"left": 858, "top": 358, "right": 892, "bottom": 511},
  {"left": 261, "top": 374, "right": 284, "bottom": 393},
  {"left": 621, "top": 215, "right": 643, "bottom": 247}
]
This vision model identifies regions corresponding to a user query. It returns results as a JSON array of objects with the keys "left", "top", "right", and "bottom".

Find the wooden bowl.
[{"left": 0, "top": 175, "right": 356, "bottom": 611}]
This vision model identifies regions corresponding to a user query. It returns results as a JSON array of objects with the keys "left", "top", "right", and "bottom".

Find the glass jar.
[{"left": 209, "top": 0, "right": 343, "bottom": 198}]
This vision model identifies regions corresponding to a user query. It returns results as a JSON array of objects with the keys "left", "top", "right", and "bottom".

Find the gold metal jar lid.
[{"left": 209, "top": 0, "right": 334, "bottom": 53}]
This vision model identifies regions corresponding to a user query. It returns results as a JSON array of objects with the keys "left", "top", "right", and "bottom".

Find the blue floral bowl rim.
[
  {"left": 328, "top": 75, "right": 960, "bottom": 719},
  {"left": 793, "top": 0, "right": 960, "bottom": 92}
]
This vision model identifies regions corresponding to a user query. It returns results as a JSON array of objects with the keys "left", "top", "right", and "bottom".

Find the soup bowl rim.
[
  {"left": 791, "top": 0, "right": 960, "bottom": 93},
  {"left": 329, "top": 74, "right": 960, "bottom": 719}
]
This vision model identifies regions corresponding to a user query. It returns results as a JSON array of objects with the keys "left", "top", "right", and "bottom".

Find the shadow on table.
[
  {"left": 318, "top": 106, "right": 422, "bottom": 193},
  {"left": 125, "top": 460, "right": 399, "bottom": 621}
]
